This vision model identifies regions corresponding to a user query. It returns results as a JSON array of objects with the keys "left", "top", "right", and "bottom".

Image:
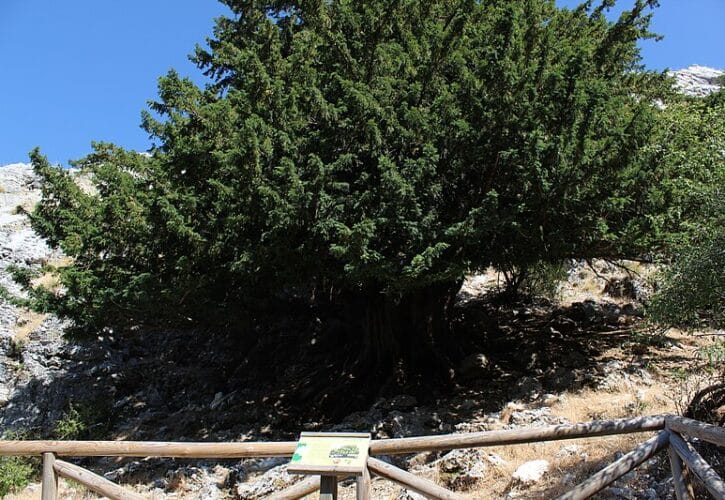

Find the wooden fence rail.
[
  {"left": 0, "top": 415, "right": 665, "bottom": 458},
  {"left": 668, "top": 431, "right": 725, "bottom": 499},
  {"left": 1, "top": 414, "right": 722, "bottom": 499},
  {"left": 53, "top": 459, "right": 145, "bottom": 500},
  {"left": 0, "top": 440, "right": 298, "bottom": 458},
  {"left": 369, "top": 415, "right": 665, "bottom": 455},
  {"left": 557, "top": 431, "right": 671, "bottom": 500}
]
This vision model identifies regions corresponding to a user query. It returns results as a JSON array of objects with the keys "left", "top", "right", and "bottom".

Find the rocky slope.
[
  {"left": 0, "top": 163, "right": 65, "bottom": 411},
  {"left": 670, "top": 65, "right": 724, "bottom": 97}
]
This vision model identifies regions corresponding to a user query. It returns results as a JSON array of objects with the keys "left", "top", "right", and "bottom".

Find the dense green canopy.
[{"left": 30, "top": 0, "right": 679, "bottom": 372}]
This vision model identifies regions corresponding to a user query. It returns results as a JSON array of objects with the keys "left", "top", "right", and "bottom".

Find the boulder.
[
  {"left": 512, "top": 459, "right": 549, "bottom": 484},
  {"left": 433, "top": 448, "right": 487, "bottom": 490}
]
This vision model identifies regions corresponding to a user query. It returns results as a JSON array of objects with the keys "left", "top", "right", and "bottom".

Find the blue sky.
[{"left": 1, "top": 1, "right": 723, "bottom": 166}]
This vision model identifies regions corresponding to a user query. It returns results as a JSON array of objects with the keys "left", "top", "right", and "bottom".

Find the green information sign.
[{"left": 287, "top": 432, "right": 371, "bottom": 476}]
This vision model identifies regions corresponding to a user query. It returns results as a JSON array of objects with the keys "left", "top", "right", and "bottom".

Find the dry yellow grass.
[
  {"left": 30, "top": 256, "right": 74, "bottom": 293},
  {"left": 14, "top": 310, "right": 48, "bottom": 342},
  {"left": 7, "top": 477, "right": 101, "bottom": 499}
]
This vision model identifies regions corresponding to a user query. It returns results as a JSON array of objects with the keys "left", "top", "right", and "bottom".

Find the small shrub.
[
  {"left": 648, "top": 199, "right": 724, "bottom": 330},
  {"left": 697, "top": 340, "right": 725, "bottom": 371},
  {"left": 500, "top": 261, "right": 569, "bottom": 300},
  {"left": 0, "top": 283, "right": 31, "bottom": 309},
  {"left": 669, "top": 367, "right": 688, "bottom": 381},
  {"left": 0, "top": 457, "right": 34, "bottom": 496},
  {"left": 54, "top": 403, "right": 87, "bottom": 440},
  {"left": 6, "top": 265, "right": 39, "bottom": 288},
  {"left": 12, "top": 204, "right": 28, "bottom": 215},
  {"left": 53, "top": 400, "right": 113, "bottom": 440},
  {"left": 6, "top": 337, "right": 25, "bottom": 361}
]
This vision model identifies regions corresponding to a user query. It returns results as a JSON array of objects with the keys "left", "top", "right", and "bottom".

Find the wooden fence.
[{"left": 0, "top": 414, "right": 722, "bottom": 499}]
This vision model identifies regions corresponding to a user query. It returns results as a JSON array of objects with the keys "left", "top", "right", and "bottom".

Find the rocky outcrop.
[
  {"left": 0, "top": 163, "right": 65, "bottom": 414},
  {"left": 670, "top": 65, "right": 724, "bottom": 97}
]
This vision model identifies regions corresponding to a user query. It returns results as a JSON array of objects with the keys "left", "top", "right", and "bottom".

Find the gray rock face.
[
  {"left": 670, "top": 65, "right": 724, "bottom": 97},
  {"left": 0, "top": 164, "right": 51, "bottom": 301},
  {"left": 0, "top": 163, "right": 68, "bottom": 430}
]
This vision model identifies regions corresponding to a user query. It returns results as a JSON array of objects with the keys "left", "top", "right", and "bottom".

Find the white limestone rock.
[
  {"left": 512, "top": 459, "right": 550, "bottom": 484},
  {"left": 670, "top": 65, "right": 724, "bottom": 97}
]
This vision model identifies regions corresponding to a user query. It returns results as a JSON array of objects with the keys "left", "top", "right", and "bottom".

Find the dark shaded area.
[
  {"left": 0, "top": 293, "right": 651, "bottom": 444},
  {"left": 0, "top": 291, "right": 687, "bottom": 496}
]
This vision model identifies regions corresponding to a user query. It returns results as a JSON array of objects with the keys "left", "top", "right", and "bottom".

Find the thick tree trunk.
[{"left": 352, "top": 281, "right": 462, "bottom": 386}]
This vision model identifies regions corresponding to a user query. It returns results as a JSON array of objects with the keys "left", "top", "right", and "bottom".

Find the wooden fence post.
[
  {"left": 320, "top": 475, "right": 338, "bottom": 500},
  {"left": 41, "top": 452, "right": 58, "bottom": 500},
  {"left": 356, "top": 466, "right": 371, "bottom": 500},
  {"left": 668, "top": 431, "right": 725, "bottom": 499},
  {"left": 668, "top": 442, "right": 694, "bottom": 500}
]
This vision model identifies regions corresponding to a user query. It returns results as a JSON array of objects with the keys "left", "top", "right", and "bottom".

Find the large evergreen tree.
[{"left": 31, "top": 0, "right": 670, "bottom": 379}]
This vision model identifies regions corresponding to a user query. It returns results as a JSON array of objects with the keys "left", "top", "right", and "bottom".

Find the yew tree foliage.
[{"left": 31, "top": 1, "right": 669, "bottom": 354}]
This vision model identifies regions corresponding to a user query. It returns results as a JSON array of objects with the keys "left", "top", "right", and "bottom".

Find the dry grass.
[
  {"left": 10, "top": 258, "right": 75, "bottom": 342},
  {"left": 7, "top": 477, "right": 102, "bottom": 499},
  {"left": 30, "top": 256, "right": 74, "bottom": 293},
  {"left": 13, "top": 310, "right": 48, "bottom": 342}
]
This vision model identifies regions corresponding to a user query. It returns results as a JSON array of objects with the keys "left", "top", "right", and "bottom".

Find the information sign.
[{"left": 287, "top": 432, "right": 371, "bottom": 475}]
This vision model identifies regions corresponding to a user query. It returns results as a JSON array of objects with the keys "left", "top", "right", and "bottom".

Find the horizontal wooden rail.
[
  {"left": 0, "top": 440, "right": 297, "bottom": 458},
  {"left": 269, "top": 475, "right": 321, "bottom": 500},
  {"left": 0, "top": 416, "right": 666, "bottom": 459},
  {"left": 666, "top": 415, "right": 725, "bottom": 447},
  {"left": 369, "top": 415, "right": 665, "bottom": 455},
  {"left": 53, "top": 459, "right": 145, "bottom": 500},
  {"left": 669, "top": 431, "right": 725, "bottom": 499},
  {"left": 368, "top": 457, "right": 462, "bottom": 500},
  {"left": 558, "top": 431, "right": 670, "bottom": 500}
]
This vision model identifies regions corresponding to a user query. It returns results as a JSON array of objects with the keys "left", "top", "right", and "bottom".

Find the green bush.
[
  {"left": 54, "top": 403, "right": 88, "bottom": 440},
  {"left": 0, "top": 457, "right": 34, "bottom": 497},
  {"left": 649, "top": 226, "right": 724, "bottom": 329},
  {"left": 641, "top": 81, "right": 725, "bottom": 330},
  {"left": 698, "top": 340, "right": 725, "bottom": 372}
]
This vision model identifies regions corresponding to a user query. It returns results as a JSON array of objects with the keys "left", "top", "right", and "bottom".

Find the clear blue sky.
[{"left": 1, "top": 1, "right": 723, "bottom": 166}]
